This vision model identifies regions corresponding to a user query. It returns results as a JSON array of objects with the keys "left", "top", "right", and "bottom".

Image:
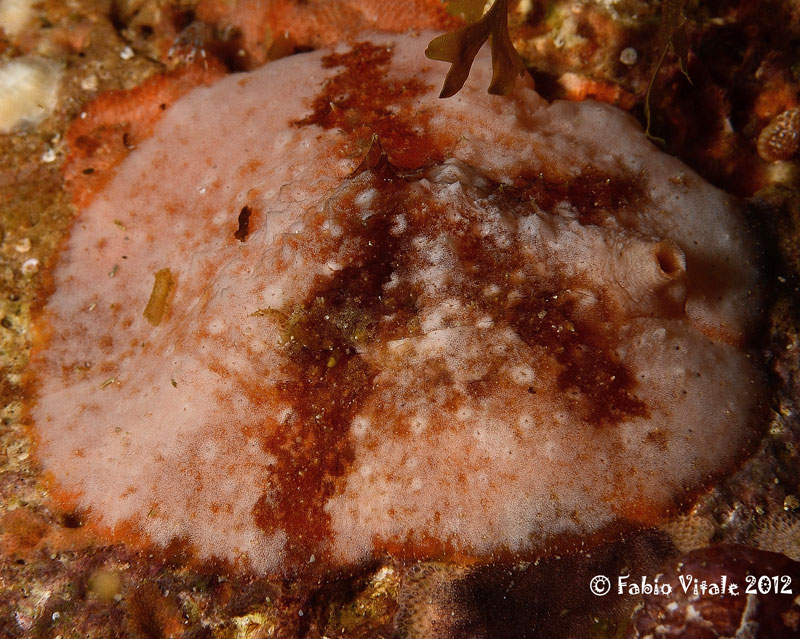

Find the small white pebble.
[
  {"left": 21, "top": 257, "right": 39, "bottom": 276},
  {"left": 119, "top": 46, "right": 135, "bottom": 60},
  {"left": 516, "top": 0, "right": 533, "bottom": 15},
  {"left": 51, "top": 612, "right": 60, "bottom": 621},
  {"left": 80, "top": 74, "right": 98, "bottom": 91},
  {"left": 0, "top": 56, "right": 62, "bottom": 133},
  {"left": 0, "top": 0, "right": 35, "bottom": 38},
  {"left": 619, "top": 47, "right": 638, "bottom": 65},
  {"left": 41, "top": 147, "right": 56, "bottom": 163},
  {"left": 14, "top": 237, "right": 31, "bottom": 252}
]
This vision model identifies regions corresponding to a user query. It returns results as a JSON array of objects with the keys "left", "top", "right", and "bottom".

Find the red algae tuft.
[
  {"left": 30, "top": 33, "right": 765, "bottom": 573},
  {"left": 292, "top": 42, "right": 443, "bottom": 168}
]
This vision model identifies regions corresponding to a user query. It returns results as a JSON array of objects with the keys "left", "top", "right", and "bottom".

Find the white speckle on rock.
[
  {"left": 0, "top": 0, "right": 35, "bottom": 38},
  {"left": 81, "top": 74, "right": 99, "bottom": 91},
  {"left": 21, "top": 258, "right": 39, "bottom": 276},
  {"left": 0, "top": 57, "right": 61, "bottom": 133},
  {"left": 620, "top": 47, "right": 638, "bottom": 65},
  {"left": 120, "top": 46, "right": 135, "bottom": 60}
]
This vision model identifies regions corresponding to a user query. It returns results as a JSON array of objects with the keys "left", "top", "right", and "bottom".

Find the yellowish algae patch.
[{"left": 143, "top": 267, "right": 175, "bottom": 326}]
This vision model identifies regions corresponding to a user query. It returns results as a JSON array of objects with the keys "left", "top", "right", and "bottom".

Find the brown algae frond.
[{"left": 425, "top": 0, "right": 526, "bottom": 98}]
